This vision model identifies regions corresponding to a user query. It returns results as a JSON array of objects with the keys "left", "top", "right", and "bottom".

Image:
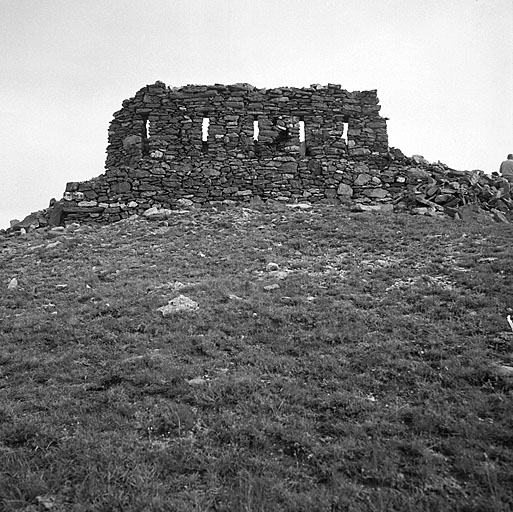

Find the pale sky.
[{"left": 1, "top": 0, "right": 512, "bottom": 228}]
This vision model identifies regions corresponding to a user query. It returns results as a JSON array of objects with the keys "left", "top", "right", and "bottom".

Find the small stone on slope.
[{"left": 157, "top": 295, "right": 199, "bottom": 316}]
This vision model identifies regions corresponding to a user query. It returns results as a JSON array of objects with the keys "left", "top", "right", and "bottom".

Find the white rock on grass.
[
  {"left": 494, "top": 365, "right": 513, "bottom": 378},
  {"left": 46, "top": 241, "right": 62, "bottom": 250},
  {"left": 7, "top": 278, "right": 18, "bottom": 290},
  {"left": 187, "top": 377, "right": 207, "bottom": 386},
  {"left": 157, "top": 295, "right": 199, "bottom": 316},
  {"left": 143, "top": 207, "right": 173, "bottom": 220}
]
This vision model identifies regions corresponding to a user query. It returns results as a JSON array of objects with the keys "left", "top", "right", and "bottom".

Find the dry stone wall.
[{"left": 62, "top": 81, "right": 395, "bottom": 221}]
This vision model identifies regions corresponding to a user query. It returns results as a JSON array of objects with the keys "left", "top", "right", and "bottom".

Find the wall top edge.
[{"left": 133, "top": 81, "right": 379, "bottom": 96}]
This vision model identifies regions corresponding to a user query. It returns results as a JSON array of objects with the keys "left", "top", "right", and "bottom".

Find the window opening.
[
  {"left": 342, "top": 122, "right": 349, "bottom": 142},
  {"left": 271, "top": 116, "right": 290, "bottom": 150},
  {"left": 141, "top": 113, "right": 150, "bottom": 156},
  {"left": 299, "top": 118, "right": 306, "bottom": 158},
  {"left": 342, "top": 115, "right": 349, "bottom": 143},
  {"left": 299, "top": 120, "right": 305, "bottom": 143},
  {"left": 202, "top": 116, "right": 209, "bottom": 153},
  {"left": 253, "top": 116, "right": 259, "bottom": 141}
]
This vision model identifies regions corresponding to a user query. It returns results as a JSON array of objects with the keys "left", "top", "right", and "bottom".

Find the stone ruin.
[
  {"left": 5, "top": 81, "right": 513, "bottom": 232},
  {"left": 62, "top": 81, "right": 389, "bottom": 221}
]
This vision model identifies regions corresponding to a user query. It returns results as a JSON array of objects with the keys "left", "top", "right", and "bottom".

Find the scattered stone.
[
  {"left": 458, "top": 205, "right": 493, "bottom": 223},
  {"left": 155, "top": 281, "right": 188, "bottom": 292},
  {"left": 493, "top": 211, "right": 509, "bottom": 223},
  {"left": 10, "top": 211, "right": 46, "bottom": 232},
  {"left": 493, "top": 365, "right": 513, "bottom": 378},
  {"left": 157, "top": 295, "right": 199, "bottom": 316},
  {"left": 7, "top": 277, "right": 18, "bottom": 290},
  {"left": 46, "top": 241, "right": 62, "bottom": 249},
  {"left": 286, "top": 203, "right": 312, "bottom": 209},
  {"left": 412, "top": 154, "right": 430, "bottom": 165},
  {"left": 362, "top": 188, "right": 389, "bottom": 199},
  {"left": 264, "top": 284, "right": 280, "bottom": 291},
  {"left": 352, "top": 204, "right": 394, "bottom": 213},
  {"left": 407, "top": 167, "right": 431, "bottom": 180},
  {"left": 266, "top": 262, "right": 280, "bottom": 272},
  {"left": 35, "top": 495, "right": 58, "bottom": 510},
  {"left": 143, "top": 207, "right": 173, "bottom": 220},
  {"left": 272, "top": 270, "right": 292, "bottom": 280},
  {"left": 187, "top": 377, "right": 208, "bottom": 386}
]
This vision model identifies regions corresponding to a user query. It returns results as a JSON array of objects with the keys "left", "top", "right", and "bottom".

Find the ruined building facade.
[{"left": 63, "top": 81, "right": 411, "bottom": 222}]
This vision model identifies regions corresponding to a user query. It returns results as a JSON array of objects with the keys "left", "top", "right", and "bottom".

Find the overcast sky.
[{"left": 1, "top": 0, "right": 512, "bottom": 228}]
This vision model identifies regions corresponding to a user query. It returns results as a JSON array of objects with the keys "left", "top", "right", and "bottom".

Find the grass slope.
[{"left": 1, "top": 203, "right": 513, "bottom": 512}]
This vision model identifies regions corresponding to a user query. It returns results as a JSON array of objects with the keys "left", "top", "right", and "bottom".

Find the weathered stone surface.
[
  {"left": 337, "top": 183, "right": 353, "bottom": 197},
  {"left": 280, "top": 162, "right": 298, "bottom": 174},
  {"left": 354, "top": 173, "right": 372, "bottom": 186},
  {"left": 407, "top": 167, "right": 431, "bottom": 180},
  {"left": 142, "top": 207, "right": 173, "bottom": 220},
  {"left": 11, "top": 211, "right": 46, "bottom": 231},
  {"left": 458, "top": 204, "right": 493, "bottom": 223},
  {"left": 187, "top": 377, "right": 208, "bottom": 386},
  {"left": 111, "top": 182, "right": 131, "bottom": 194},
  {"left": 158, "top": 295, "right": 199, "bottom": 315},
  {"left": 48, "top": 201, "right": 64, "bottom": 227},
  {"left": 362, "top": 188, "right": 389, "bottom": 199},
  {"left": 353, "top": 204, "right": 394, "bottom": 213},
  {"left": 122, "top": 134, "right": 142, "bottom": 149}
]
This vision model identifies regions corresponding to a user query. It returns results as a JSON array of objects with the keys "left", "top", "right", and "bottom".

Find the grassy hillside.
[{"left": 1, "top": 203, "right": 513, "bottom": 512}]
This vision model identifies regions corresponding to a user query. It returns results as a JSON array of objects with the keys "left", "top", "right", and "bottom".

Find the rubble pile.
[{"left": 391, "top": 155, "right": 512, "bottom": 222}]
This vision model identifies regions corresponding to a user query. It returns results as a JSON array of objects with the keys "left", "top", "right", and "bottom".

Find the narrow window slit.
[
  {"left": 202, "top": 115, "right": 209, "bottom": 153},
  {"left": 299, "top": 120, "right": 305, "bottom": 143},
  {"left": 299, "top": 117, "right": 306, "bottom": 157},
  {"left": 141, "top": 113, "right": 150, "bottom": 156},
  {"left": 342, "top": 115, "right": 349, "bottom": 143},
  {"left": 253, "top": 116, "right": 259, "bottom": 141}
]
